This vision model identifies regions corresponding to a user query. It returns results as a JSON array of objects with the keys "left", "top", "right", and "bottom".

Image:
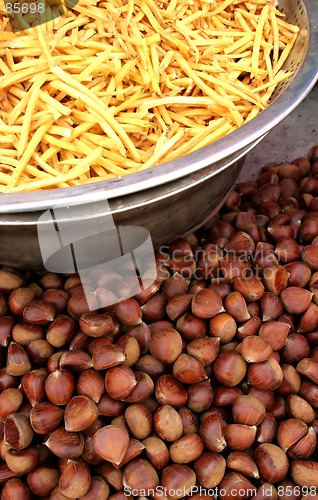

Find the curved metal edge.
[
  {"left": 1, "top": 0, "right": 317, "bottom": 213},
  {"left": 0, "top": 136, "right": 264, "bottom": 225}
]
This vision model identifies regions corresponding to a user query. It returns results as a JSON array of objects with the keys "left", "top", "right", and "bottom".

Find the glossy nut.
[
  {"left": 224, "top": 424, "right": 256, "bottom": 450},
  {"left": 237, "top": 316, "right": 262, "bottom": 339},
  {"left": 161, "top": 464, "right": 196, "bottom": 500},
  {"left": 161, "top": 273, "right": 188, "bottom": 300},
  {"left": 76, "top": 369, "right": 105, "bottom": 404},
  {"left": 260, "top": 293, "right": 283, "bottom": 321},
  {"left": 155, "top": 375, "right": 188, "bottom": 408},
  {"left": 21, "top": 369, "right": 47, "bottom": 407},
  {"left": 92, "top": 345, "right": 126, "bottom": 370},
  {"left": 0, "top": 316, "right": 15, "bottom": 347},
  {"left": 46, "top": 315, "right": 76, "bottom": 348},
  {"left": 124, "top": 372, "right": 154, "bottom": 403},
  {"left": 64, "top": 395, "right": 99, "bottom": 432},
  {"left": 286, "top": 394, "right": 315, "bottom": 423},
  {"left": 232, "top": 395, "right": 266, "bottom": 426},
  {"left": 290, "top": 461, "right": 318, "bottom": 488},
  {"left": 276, "top": 364, "right": 301, "bottom": 396},
  {"left": 219, "top": 472, "right": 256, "bottom": 500},
  {"left": 178, "top": 407, "right": 199, "bottom": 435},
  {"left": 241, "top": 336, "right": 273, "bottom": 363},
  {"left": 125, "top": 404, "right": 152, "bottom": 440},
  {"left": 256, "top": 413, "right": 278, "bottom": 443},
  {"left": 27, "top": 467, "right": 59, "bottom": 497},
  {"left": 116, "top": 335, "right": 140, "bottom": 367},
  {"left": 263, "top": 318, "right": 291, "bottom": 348},
  {"left": 209, "top": 313, "right": 236, "bottom": 344},
  {"left": 254, "top": 443, "right": 289, "bottom": 483},
  {"left": 227, "top": 452, "right": 259, "bottom": 479},
  {"left": 213, "top": 351, "right": 247, "bottom": 387},
  {"left": 4, "top": 413, "right": 33, "bottom": 450},
  {"left": 59, "top": 460, "right": 91, "bottom": 498},
  {"left": 122, "top": 458, "right": 159, "bottom": 495},
  {"left": 0, "top": 388, "right": 23, "bottom": 422},
  {"left": 297, "top": 358, "right": 318, "bottom": 384},
  {"left": 277, "top": 419, "right": 308, "bottom": 452},
  {"left": 186, "top": 337, "right": 219, "bottom": 365},
  {"left": 187, "top": 380, "right": 214, "bottom": 413},
  {"left": 1, "top": 478, "right": 32, "bottom": 500},
  {"left": 225, "top": 231, "right": 255, "bottom": 255},
  {"left": 169, "top": 433, "right": 204, "bottom": 464},
  {"left": 114, "top": 298, "right": 142, "bottom": 326},
  {"left": 8, "top": 287, "right": 35, "bottom": 316},
  {"left": 224, "top": 292, "right": 250, "bottom": 323},
  {"left": 45, "top": 427, "right": 84, "bottom": 459},
  {"left": 114, "top": 438, "right": 145, "bottom": 469},
  {"left": 23, "top": 300, "right": 56, "bottom": 325},
  {"left": 285, "top": 262, "right": 311, "bottom": 288},
  {"left": 42, "top": 289, "right": 69, "bottom": 314},
  {"left": 59, "top": 350, "right": 93, "bottom": 372},
  {"left": 199, "top": 414, "right": 226, "bottom": 452},
  {"left": 173, "top": 354, "right": 207, "bottom": 384},
  {"left": 26, "top": 339, "right": 54, "bottom": 366},
  {"left": 149, "top": 328, "right": 183, "bottom": 364},
  {"left": 45, "top": 369, "right": 75, "bottom": 406},
  {"left": 195, "top": 451, "right": 226, "bottom": 488},
  {"left": 233, "top": 276, "right": 265, "bottom": 302},
  {"left": 6, "top": 342, "right": 31, "bottom": 376},
  {"left": 30, "top": 402, "right": 64, "bottom": 434},
  {"left": 263, "top": 265, "right": 290, "bottom": 295},
  {"left": 166, "top": 294, "right": 193, "bottom": 322},
  {"left": 135, "top": 355, "right": 166, "bottom": 380},
  {"left": 280, "top": 333, "right": 310, "bottom": 365},
  {"left": 105, "top": 366, "right": 137, "bottom": 400},
  {"left": 281, "top": 287, "right": 313, "bottom": 314},
  {"left": 126, "top": 323, "right": 151, "bottom": 355},
  {"left": 154, "top": 405, "right": 183, "bottom": 442},
  {"left": 142, "top": 436, "right": 169, "bottom": 470},
  {"left": 93, "top": 425, "right": 130, "bottom": 466},
  {"left": 191, "top": 289, "right": 224, "bottom": 319},
  {"left": 248, "top": 357, "right": 283, "bottom": 391},
  {"left": 275, "top": 238, "right": 301, "bottom": 263},
  {"left": 302, "top": 245, "right": 318, "bottom": 271}
]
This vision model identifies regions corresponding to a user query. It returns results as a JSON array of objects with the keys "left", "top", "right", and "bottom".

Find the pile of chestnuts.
[{"left": 0, "top": 145, "right": 318, "bottom": 499}]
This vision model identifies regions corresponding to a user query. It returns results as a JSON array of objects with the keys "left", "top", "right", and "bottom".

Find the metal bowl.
[{"left": 0, "top": 0, "right": 317, "bottom": 270}]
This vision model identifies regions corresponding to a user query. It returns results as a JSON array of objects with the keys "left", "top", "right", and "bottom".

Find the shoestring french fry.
[{"left": 0, "top": 0, "right": 299, "bottom": 192}]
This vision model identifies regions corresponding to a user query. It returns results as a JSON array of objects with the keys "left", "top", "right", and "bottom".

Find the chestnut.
[
  {"left": 232, "top": 395, "right": 266, "bottom": 426},
  {"left": 254, "top": 443, "right": 289, "bottom": 483},
  {"left": 155, "top": 374, "right": 188, "bottom": 408},
  {"left": 45, "top": 427, "right": 84, "bottom": 459},
  {"left": 154, "top": 405, "right": 183, "bottom": 442},
  {"left": 93, "top": 425, "right": 130, "bottom": 466},
  {"left": 195, "top": 451, "right": 226, "bottom": 488},
  {"left": 213, "top": 351, "right": 247, "bottom": 387},
  {"left": 122, "top": 458, "right": 159, "bottom": 495},
  {"left": 125, "top": 404, "right": 152, "bottom": 439},
  {"left": 142, "top": 436, "right": 169, "bottom": 470},
  {"left": 161, "top": 464, "right": 196, "bottom": 500},
  {"left": 149, "top": 328, "right": 183, "bottom": 364},
  {"left": 169, "top": 433, "right": 204, "bottom": 464}
]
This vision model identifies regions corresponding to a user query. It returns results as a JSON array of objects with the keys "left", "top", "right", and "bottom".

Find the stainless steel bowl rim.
[{"left": 2, "top": 0, "right": 318, "bottom": 213}]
